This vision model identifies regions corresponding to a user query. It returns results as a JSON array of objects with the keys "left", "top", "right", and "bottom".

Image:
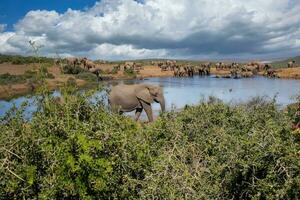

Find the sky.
[{"left": 0, "top": 0, "right": 300, "bottom": 61}]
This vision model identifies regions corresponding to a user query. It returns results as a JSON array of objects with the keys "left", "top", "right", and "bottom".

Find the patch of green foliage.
[
  {"left": 0, "top": 89, "right": 299, "bottom": 199},
  {"left": 110, "top": 66, "right": 120, "bottom": 74},
  {"left": 75, "top": 72, "right": 98, "bottom": 82},
  {"left": 271, "top": 55, "right": 300, "bottom": 68},
  {"left": 0, "top": 73, "right": 27, "bottom": 85},
  {"left": 124, "top": 68, "right": 137, "bottom": 78},
  {"left": 62, "top": 65, "right": 86, "bottom": 75},
  {"left": 0, "top": 67, "right": 54, "bottom": 85},
  {"left": 0, "top": 54, "right": 53, "bottom": 65}
]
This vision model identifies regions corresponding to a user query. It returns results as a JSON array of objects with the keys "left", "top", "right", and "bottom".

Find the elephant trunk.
[{"left": 159, "top": 97, "right": 165, "bottom": 112}]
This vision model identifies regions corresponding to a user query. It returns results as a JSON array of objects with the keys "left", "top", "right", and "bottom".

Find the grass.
[
  {"left": 0, "top": 54, "right": 54, "bottom": 65},
  {"left": 124, "top": 68, "right": 137, "bottom": 78},
  {"left": 75, "top": 72, "right": 98, "bottom": 82},
  {"left": 61, "top": 65, "right": 86, "bottom": 75},
  {"left": 0, "top": 67, "right": 54, "bottom": 85},
  {"left": 0, "top": 86, "right": 299, "bottom": 199},
  {"left": 271, "top": 55, "right": 300, "bottom": 68}
]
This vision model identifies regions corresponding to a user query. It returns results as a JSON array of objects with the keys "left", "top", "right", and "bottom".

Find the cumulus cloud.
[
  {"left": 0, "top": 0, "right": 299, "bottom": 60},
  {"left": 0, "top": 24, "right": 6, "bottom": 32}
]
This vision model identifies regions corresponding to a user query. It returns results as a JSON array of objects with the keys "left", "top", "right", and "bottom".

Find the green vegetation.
[
  {"left": 0, "top": 73, "right": 27, "bottom": 85},
  {"left": 0, "top": 68, "right": 54, "bottom": 85},
  {"left": 0, "top": 87, "right": 299, "bottom": 199},
  {"left": 124, "top": 68, "right": 137, "bottom": 78},
  {"left": 271, "top": 55, "right": 300, "bottom": 68},
  {"left": 75, "top": 72, "right": 98, "bottom": 82},
  {"left": 62, "top": 65, "right": 86, "bottom": 75},
  {"left": 0, "top": 54, "right": 53, "bottom": 65}
]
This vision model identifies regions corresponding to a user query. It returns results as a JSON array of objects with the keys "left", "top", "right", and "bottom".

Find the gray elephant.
[{"left": 109, "top": 84, "right": 165, "bottom": 122}]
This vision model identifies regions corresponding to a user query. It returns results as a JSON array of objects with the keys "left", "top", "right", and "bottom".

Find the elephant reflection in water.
[{"left": 109, "top": 84, "right": 165, "bottom": 122}]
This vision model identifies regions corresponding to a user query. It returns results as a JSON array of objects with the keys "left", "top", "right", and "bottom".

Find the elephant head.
[
  {"left": 136, "top": 84, "right": 165, "bottom": 112},
  {"left": 109, "top": 84, "right": 165, "bottom": 122}
]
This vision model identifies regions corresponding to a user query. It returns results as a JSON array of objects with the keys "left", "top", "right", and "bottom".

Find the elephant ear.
[{"left": 136, "top": 87, "right": 153, "bottom": 104}]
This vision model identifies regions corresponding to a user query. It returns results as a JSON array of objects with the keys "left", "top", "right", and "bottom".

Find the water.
[{"left": 1, "top": 76, "right": 300, "bottom": 119}]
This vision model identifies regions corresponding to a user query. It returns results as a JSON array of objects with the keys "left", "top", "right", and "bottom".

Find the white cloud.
[
  {"left": 0, "top": 24, "right": 6, "bottom": 32},
  {"left": 0, "top": 0, "right": 299, "bottom": 60},
  {"left": 89, "top": 43, "right": 167, "bottom": 60},
  {"left": 0, "top": 32, "right": 21, "bottom": 54}
]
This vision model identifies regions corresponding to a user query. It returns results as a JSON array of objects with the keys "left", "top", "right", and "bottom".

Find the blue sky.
[
  {"left": 0, "top": 0, "right": 98, "bottom": 30},
  {"left": 0, "top": 0, "right": 299, "bottom": 60}
]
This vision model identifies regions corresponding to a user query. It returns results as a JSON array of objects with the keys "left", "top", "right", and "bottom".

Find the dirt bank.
[{"left": 276, "top": 67, "right": 300, "bottom": 79}]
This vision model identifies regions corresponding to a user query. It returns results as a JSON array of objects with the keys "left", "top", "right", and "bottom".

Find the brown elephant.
[
  {"left": 66, "top": 57, "right": 80, "bottom": 67},
  {"left": 241, "top": 71, "right": 254, "bottom": 78},
  {"left": 88, "top": 68, "right": 102, "bottom": 81},
  {"left": 287, "top": 61, "right": 296, "bottom": 68},
  {"left": 109, "top": 84, "right": 165, "bottom": 122},
  {"left": 81, "top": 57, "right": 96, "bottom": 69}
]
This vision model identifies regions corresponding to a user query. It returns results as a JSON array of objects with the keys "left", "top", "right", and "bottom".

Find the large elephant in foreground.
[{"left": 109, "top": 84, "right": 165, "bottom": 122}]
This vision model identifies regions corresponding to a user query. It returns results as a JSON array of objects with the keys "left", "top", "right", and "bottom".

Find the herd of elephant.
[
  {"left": 155, "top": 60, "right": 211, "bottom": 77},
  {"left": 112, "top": 61, "right": 144, "bottom": 73},
  {"left": 55, "top": 57, "right": 103, "bottom": 80},
  {"left": 55, "top": 57, "right": 297, "bottom": 81},
  {"left": 154, "top": 60, "right": 276, "bottom": 79},
  {"left": 156, "top": 60, "right": 298, "bottom": 79}
]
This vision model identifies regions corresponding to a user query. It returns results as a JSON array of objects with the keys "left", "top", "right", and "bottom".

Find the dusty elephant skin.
[{"left": 108, "top": 84, "right": 165, "bottom": 122}]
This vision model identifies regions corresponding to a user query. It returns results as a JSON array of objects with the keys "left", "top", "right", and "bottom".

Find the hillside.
[{"left": 271, "top": 55, "right": 300, "bottom": 68}]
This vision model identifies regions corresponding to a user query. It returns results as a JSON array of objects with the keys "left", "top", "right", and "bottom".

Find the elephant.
[
  {"left": 81, "top": 57, "right": 96, "bottom": 69},
  {"left": 230, "top": 68, "right": 239, "bottom": 79},
  {"left": 89, "top": 68, "right": 102, "bottom": 81},
  {"left": 265, "top": 69, "right": 277, "bottom": 78},
  {"left": 186, "top": 66, "right": 194, "bottom": 77},
  {"left": 66, "top": 57, "right": 80, "bottom": 67},
  {"left": 241, "top": 71, "right": 254, "bottom": 78},
  {"left": 287, "top": 61, "right": 296, "bottom": 68},
  {"left": 263, "top": 64, "right": 272, "bottom": 71},
  {"left": 109, "top": 84, "right": 165, "bottom": 122}
]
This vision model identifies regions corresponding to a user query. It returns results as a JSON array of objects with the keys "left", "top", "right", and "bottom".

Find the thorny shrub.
[{"left": 0, "top": 87, "right": 299, "bottom": 199}]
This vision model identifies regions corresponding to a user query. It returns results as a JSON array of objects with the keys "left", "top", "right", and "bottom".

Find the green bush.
[
  {"left": 0, "top": 54, "right": 53, "bottom": 65},
  {"left": 0, "top": 73, "right": 26, "bottom": 85},
  {"left": 62, "top": 65, "right": 85, "bottom": 75},
  {"left": 0, "top": 68, "right": 54, "bottom": 85},
  {"left": 111, "top": 66, "right": 120, "bottom": 74},
  {"left": 124, "top": 68, "right": 136, "bottom": 78},
  {"left": 75, "top": 72, "right": 98, "bottom": 82},
  {"left": 0, "top": 90, "right": 299, "bottom": 199}
]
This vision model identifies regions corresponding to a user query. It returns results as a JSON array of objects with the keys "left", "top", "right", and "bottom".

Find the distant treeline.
[{"left": 0, "top": 54, "right": 54, "bottom": 65}]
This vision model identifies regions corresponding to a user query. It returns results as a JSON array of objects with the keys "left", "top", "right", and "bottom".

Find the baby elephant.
[{"left": 109, "top": 84, "right": 165, "bottom": 122}]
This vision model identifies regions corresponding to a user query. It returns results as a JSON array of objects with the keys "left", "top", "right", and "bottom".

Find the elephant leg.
[
  {"left": 141, "top": 101, "right": 153, "bottom": 122},
  {"left": 135, "top": 108, "right": 143, "bottom": 121}
]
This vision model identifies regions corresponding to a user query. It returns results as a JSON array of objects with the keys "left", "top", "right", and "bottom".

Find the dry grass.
[
  {"left": 0, "top": 63, "right": 34, "bottom": 75},
  {"left": 276, "top": 67, "right": 300, "bottom": 79}
]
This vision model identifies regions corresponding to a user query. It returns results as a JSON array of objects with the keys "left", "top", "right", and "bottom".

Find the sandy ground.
[
  {"left": 1, "top": 63, "right": 300, "bottom": 99},
  {"left": 210, "top": 68, "right": 231, "bottom": 76},
  {"left": 0, "top": 63, "right": 35, "bottom": 75},
  {"left": 275, "top": 67, "right": 300, "bottom": 79}
]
